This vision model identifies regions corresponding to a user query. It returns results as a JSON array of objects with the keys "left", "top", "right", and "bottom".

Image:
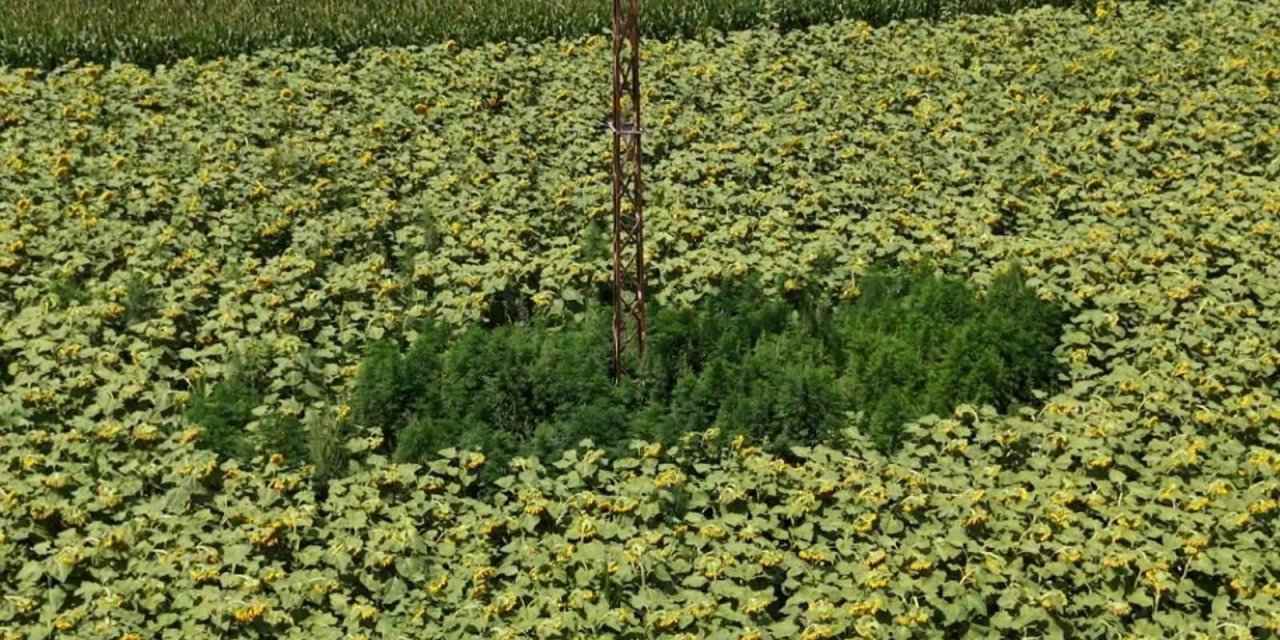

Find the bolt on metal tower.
[{"left": 609, "top": 0, "right": 648, "bottom": 383}]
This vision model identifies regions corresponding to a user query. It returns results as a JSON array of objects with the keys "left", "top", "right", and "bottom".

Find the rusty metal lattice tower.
[{"left": 609, "top": 0, "right": 648, "bottom": 383}]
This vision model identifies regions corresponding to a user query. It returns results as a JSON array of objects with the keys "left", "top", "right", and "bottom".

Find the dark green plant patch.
[
  {"left": 184, "top": 352, "right": 307, "bottom": 465},
  {"left": 347, "top": 263, "right": 1066, "bottom": 480}
]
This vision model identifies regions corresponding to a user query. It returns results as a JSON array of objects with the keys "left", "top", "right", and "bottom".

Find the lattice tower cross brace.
[{"left": 610, "top": 0, "right": 648, "bottom": 383}]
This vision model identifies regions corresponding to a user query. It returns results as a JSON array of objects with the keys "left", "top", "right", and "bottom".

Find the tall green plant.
[
  {"left": 351, "top": 264, "right": 1065, "bottom": 478},
  {"left": 184, "top": 349, "right": 309, "bottom": 464}
]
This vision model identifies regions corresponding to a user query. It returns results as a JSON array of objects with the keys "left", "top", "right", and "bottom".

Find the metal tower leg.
[{"left": 610, "top": 0, "right": 647, "bottom": 383}]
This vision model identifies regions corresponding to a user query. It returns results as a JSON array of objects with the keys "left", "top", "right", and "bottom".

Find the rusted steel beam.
[{"left": 610, "top": 0, "right": 647, "bottom": 383}]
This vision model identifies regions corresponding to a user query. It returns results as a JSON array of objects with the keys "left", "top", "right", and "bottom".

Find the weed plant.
[
  {"left": 185, "top": 352, "right": 308, "bottom": 464},
  {"left": 341, "top": 264, "right": 1065, "bottom": 480}
]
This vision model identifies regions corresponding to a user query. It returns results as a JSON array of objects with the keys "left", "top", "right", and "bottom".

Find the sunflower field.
[{"left": 2, "top": 0, "right": 1280, "bottom": 637}]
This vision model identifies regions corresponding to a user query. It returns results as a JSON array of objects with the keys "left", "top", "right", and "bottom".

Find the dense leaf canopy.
[{"left": 1, "top": 0, "right": 1279, "bottom": 637}]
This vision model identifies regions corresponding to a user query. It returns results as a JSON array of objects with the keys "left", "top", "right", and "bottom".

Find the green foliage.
[
  {"left": 2, "top": 1, "right": 1280, "bottom": 638},
  {"left": 362, "top": 265, "right": 1064, "bottom": 477},
  {"left": 185, "top": 352, "right": 307, "bottom": 464},
  {"left": 0, "top": 0, "right": 1134, "bottom": 69},
  {"left": 350, "top": 341, "right": 408, "bottom": 443},
  {"left": 712, "top": 331, "right": 847, "bottom": 451},
  {"left": 387, "top": 312, "right": 615, "bottom": 482},
  {"left": 256, "top": 415, "right": 308, "bottom": 464},
  {"left": 835, "top": 263, "right": 1067, "bottom": 448},
  {"left": 185, "top": 366, "right": 259, "bottom": 462},
  {"left": 120, "top": 272, "right": 154, "bottom": 325},
  {"left": 45, "top": 277, "right": 89, "bottom": 307},
  {"left": 305, "top": 408, "right": 349, "bottom": 486}
]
